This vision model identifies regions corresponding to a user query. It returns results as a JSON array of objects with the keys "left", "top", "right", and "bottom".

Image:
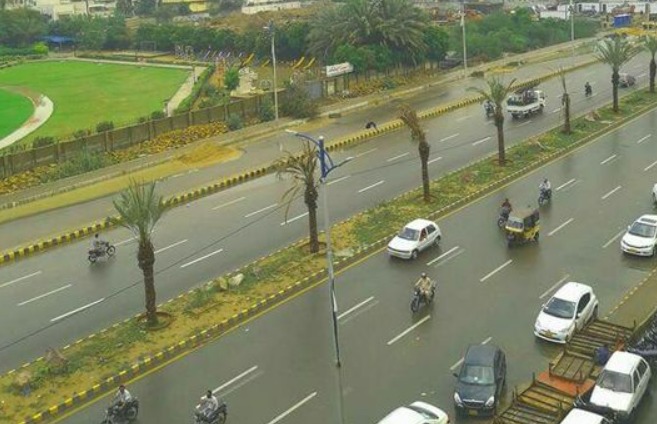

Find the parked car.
[
  {"left": 620, "top": 214, "right": 657, "bottom": 256},
  {"left": 376, "top": 401, "right": 449, "bottom": 424},
  {"left": 534, "top": 282, "right": 599, "bottom": 344},
  {"left": 387, "top": 219, "right": 442, "bottom": 260},
  {"left": 589, "top": 351, "right": 652, "bottom": 420},
  {"left": 619, "top": 73, "right": 636, "bottom": 88},
  {"left": 453, "top": 344, "right": 506, "bottom": 417},
  {"left": 439, "top": 56, "right": 463, "bottom": 70},
  {"left": 560, "top": 408, "right": 611, "bottom": 424}
]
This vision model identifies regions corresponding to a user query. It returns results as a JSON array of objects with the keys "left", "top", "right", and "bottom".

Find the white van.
[{"left": 560, "top": 408, "right": 611, "bottom": 424}]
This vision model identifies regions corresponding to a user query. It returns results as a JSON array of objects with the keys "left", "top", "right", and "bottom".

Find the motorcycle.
[
  {"left": 538, "top": 188, "right": 552, "bottom": 206},
  {"left": 410, "top": 282, "right": 436, "bottom": 313},
  {"left": 194, "top": 402, "right": 228, "bottom": 424},
  {"left": 101, "top": 398, "right": 139, "bottom": 424},
  {"left": 498, "top": 207, "right": 511, "bottom": 228},
  {"left": 484, "top": 102, "right": 494, "bottom": 118},
  {"left": 89, "top": 241, "right": 116, "bottom": 263}
]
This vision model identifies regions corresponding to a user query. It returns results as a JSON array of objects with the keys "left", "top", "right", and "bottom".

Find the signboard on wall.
[{"left": 325, "top": 62, "right": 354, "bottom": 77}]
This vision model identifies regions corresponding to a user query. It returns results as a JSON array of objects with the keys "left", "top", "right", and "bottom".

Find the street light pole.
[
  {"left": 570, "top": 0, "right": 575, "bottom": 64},
  {"left": 265, "top": 21, "right": 280, "bottom": 121},
  {"left": 461, "top": 1, "right": 468, "bottom": 77},
  {"left": 286, "top": 130, "right": 350, "bottom": 424}
]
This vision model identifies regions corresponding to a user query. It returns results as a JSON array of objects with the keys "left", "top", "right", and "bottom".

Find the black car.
[{"left": 453, "top": 344, "right": 506, "bottom": 417}]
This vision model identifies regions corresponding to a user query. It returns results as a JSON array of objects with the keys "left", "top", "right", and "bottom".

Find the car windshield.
[
  {"left": 597, "top": 370, "right": 633, "bottom": 393},
  {"left": 543, "top": 297, "right": 576, "bottom": 319},
  {"left": 629, "top": 222, "right": 657, "bottom": 238},
  {"left": 459, "top": 365, "right": 495, "bottom": 385},
  {"left": 398, "top": 227, "right": 419, "bottom": 241}
]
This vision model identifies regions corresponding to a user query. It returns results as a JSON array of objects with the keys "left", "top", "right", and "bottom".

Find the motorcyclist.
[
  {"left": 500, "top": 198, "right": 512, "bottom": 219},
  {"left": 112, "top": 385, "right": 133, "bottom": 415},
  {"left": 484, "top": 100, "right": 494, "bottom": 116},
  {"left": 91, "top": 233, "right": 107, "bottom": 255},
  {"left": 585, "top": 82, "right": 592, "bottom": 96},
  {"left": 539, "top": 178, "right": 552, "bottom": 198},
  {"left": 196, "top": 390, "right": 220, "bottom": 420},
  {"left": 415, "top": 272, "right": 434, "bottom": 301}
]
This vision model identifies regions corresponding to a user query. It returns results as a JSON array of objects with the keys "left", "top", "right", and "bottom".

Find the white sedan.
[
  {"left": 387, "top": 219, "right": 442, "bottom": 260},
  {"left": 376, "top": 401, "right": 449, "bottom": 424},
  {"left": 652, "top": 183, "right": 657, "bottom": 204},
  {"left": 534, "top": 282, "right": 599, "bottom": 344},
  {"left": 620, "top": 215, "right": 657, "bottom": 257}
]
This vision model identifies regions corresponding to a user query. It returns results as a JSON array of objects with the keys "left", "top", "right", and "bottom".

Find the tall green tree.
[
  {"left": 399, "top": 104, "right": 431, "bottom": 202},
  {"left": 469, "top": 77, "right": 516, "bottom": 166},
  {"left": 643, "top": 35, "right": 657, "bottom": 93},
  {"left": 275, "top": 142, "right": 320, "bottom": 253},
  {"left": 596, "top": 37, "right": 639, "bottom": 113},
  {"left": 113, "top": 181, "right": 166, "bottom": 326},
  {"left": 0, "top": 9, "right": 47, "bottom": 47}
]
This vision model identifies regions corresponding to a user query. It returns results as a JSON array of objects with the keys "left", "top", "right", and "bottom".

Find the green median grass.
[
  {"left": 0, "top": 88, "right": 33, "bottom": 139},
  {"left": 0, "top": 61, "right": 188, "bottom": 145}
]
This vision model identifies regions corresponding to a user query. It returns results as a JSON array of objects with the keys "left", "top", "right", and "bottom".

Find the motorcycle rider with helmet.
[
  {"left": 415, "top": 273, "right": 434, "bottom": 302},
  {"left": 91, "top": 233, "right": 107, "bottom": 256},
  {"left": 539, "top": 178, "right": 552, "bottom": 200},
  {"left": 585, "top": 82, "right": 592, "bottom": 96}
]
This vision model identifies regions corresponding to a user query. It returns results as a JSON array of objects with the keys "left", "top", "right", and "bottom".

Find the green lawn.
[
  {"left": 0, "top": 88, "right": 33, "bottom": 140},
  {"left": 0, "top": 61, "right": 188, "bottom": 144}
]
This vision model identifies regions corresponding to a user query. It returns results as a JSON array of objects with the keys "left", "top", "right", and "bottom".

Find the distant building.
[
  {"left": 241, "top": 0, "right": 309, "bottom": 14},
  {"left": 5, "top": 0, "right": 116, "bottom": 20},
  {"left": 161, "top": 0, "right": 207, "bottom": 14}
]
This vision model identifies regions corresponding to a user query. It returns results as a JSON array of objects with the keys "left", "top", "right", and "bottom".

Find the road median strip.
[{"left": 0, "top": 58, "right": 598, "bottom": 267}]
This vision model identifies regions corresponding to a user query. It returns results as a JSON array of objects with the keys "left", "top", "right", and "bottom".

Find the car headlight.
[
  {"left": 485, "top": 396, "right": 495, "bottom": 407},
  {"left": 454, "top": 392, "right": 463, "bottom": 405}
]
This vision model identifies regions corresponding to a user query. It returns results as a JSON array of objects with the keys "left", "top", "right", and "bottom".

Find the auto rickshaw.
[{"left": 504, "top": 208, "right": 540, "bottom": 247}]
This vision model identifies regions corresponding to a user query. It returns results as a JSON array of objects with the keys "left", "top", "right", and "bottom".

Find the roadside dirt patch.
[{"left": 176, "top": 142, "right": 241, "bottom": 167}]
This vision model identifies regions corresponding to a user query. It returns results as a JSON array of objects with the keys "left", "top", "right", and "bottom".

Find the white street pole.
[
  {"left": 461, "top": 4, "right": 468, "bottom": 78},
  {"left": 570, "top": 0, "right": 575, "bottom": 64},
  {"left": 271, "top": 25, "right": 279, "bottom": 121}
]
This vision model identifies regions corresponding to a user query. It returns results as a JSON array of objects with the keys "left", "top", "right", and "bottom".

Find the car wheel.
[
  {"left": 411, "top": 250, "right": 418, "bottom": 260},
  {"left": 652, "top": 245, "right": 656, "bottom": 257},
  {"left": 434, "top": 235, "right": 441, "bottom": 246},
  {"left": 592, "top": 305, "right": 599, "bottom": 321}
]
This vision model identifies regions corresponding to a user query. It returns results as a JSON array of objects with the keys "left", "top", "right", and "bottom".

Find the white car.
[
  {"left": 590, "top": 351, "right": 652, "bottom": 420},
  {"left": 652, "top": 183, "right": 657, "bottom": 204},
  {"left": 534, "top": 282, "right": 599, "bottom": 343},
  {"left": 376, "top": 401, "right": 449, "bottom": 424},
  {"left": 560, "top": 408, "right": 611, "bottom": 424},
  {"left": 620, "top": 214, "right": 657, "bottom": 256},
  {"left": 387, "top": 219, "right": 442, "bottom": 260}
]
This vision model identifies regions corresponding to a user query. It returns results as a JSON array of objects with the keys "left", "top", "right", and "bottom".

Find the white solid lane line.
[
  {"left": 266, "top": 392, "right": 318, "bottom": 424},
  {"left": 644, "top": 159, "right": 657, "bottom": 172},
  {"left": 180, "top": 248, "right": 225, "bottom": 269},
  {"left": 387, "top": 315, "right": 431, "bottom": 346},
  {"left": 338, "top": 296, "right": 375, "bottom": 320},
  {"left": 555, "top": 178, "right": 576, "bottom": 191},
  {"left": 358, "top": 180, "right": 385, "bottom": 193},
  {"left": 212, "top": 196, "right": 246, "bottom": 211},
  {"left": 479, "top": 260, "right": 513, "bottom": 283},
  {"left": 456, "top": 114, "right": 472, "bottom": 122},
  {"left": 637, "top": 134, "right": 652, "bottom": 144},
  {"left": 51, "top": 298, "right": 105, "bottom": 322},
  {"left": 517, "top": 120, "right": 533, "bottom": 127},
  {"left": 428, "top": 156, "right": 443, "bottom": 165},
  {"left": 327, "top": 175, "right": 350, "bottom": 186},
  {"left": 281, "top": 212, "right": 309, "bottom": 226},
  {"left": 154, "top": 239, "right": 188, "bottom": 255},
  {"left": 0, "top": 271, "right": 42, "bottom": 289},
  {"left": 387, "top": 152, "right": 410, "bottom": 162},
  {"left": 245, "top": 203, "right": 278, "bottom": 218},
  {"left": 601, "top": 185, "right": 622, "bottom": 200},
  {"left": 539, "top": 274, "right": 571, "bottom": 300},
  {"left": 354, "top": 148, "right": 377, "bottom": 158},
  {"left": 213, "top": 366, "right": 259, "bottom": 394},
  {"left": 472, "top": 136, "right": 492, "bottom": 146},
  {"left": 600, "top": 154, "right": 618, "bottom": 165},
  {"left": 450, "top": 337, "right": 493, "bottom": 371},
  {"left": 115, "top": 237, "right": 136, "bottom": 246},
  {"left": 426, "top": 246, "right": 460, "bottom": 266},
  {"left": 603, "top": 229, "right": 626, "bottom": 249},
  {"left": 638, "top": 72, "right": 647, "bottom": 78},
  {"left": 548, "top": 218, "right": 574, "bottom": 237},
  {"left": 551, "top": 108, "right": 561, "bottom": 114},
  {"left": 440, "top": 133, "right": 459, "bottom": 142},
  {"left": 18, "top": 284, "right": 72, "bottom": 306}
]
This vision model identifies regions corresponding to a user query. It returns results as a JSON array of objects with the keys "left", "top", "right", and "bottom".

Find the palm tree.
[
  {"left": 275, "top": 141, "right": 320, "bottom": 253},
  {"left": 643, "top": 35, "right": 657, "bottom": 93},
  {"left": 558, "top": 67, "right": 571, "bottom": 134},
  {"left": 113, "top": 181, "right": 165, "bottom": 326},
  {"left": 399, "top": 104, "right": 431, "bottom": 202},
  {"left": 596, "top": 37, "right": 639, "bottom": 112},
  {"left": 469, "top": 77, "right": 516, "bottom": 166}
]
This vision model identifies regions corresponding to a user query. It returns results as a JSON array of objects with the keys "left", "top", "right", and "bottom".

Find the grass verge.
[{"left": 0, "top": 88, "right": 33, "bottom": 139}]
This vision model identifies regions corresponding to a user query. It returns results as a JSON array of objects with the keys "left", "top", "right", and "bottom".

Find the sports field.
[
  {"left": 0, "top": 88, "right": 33, "bottom": 140},
  {"left": 0, "top": 61, "right": 188, "bottom": 143}
]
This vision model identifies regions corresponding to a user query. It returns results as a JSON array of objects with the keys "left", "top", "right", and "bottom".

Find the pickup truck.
[{"left": 506, "top": 88, "right": 546, "bottom": 119}]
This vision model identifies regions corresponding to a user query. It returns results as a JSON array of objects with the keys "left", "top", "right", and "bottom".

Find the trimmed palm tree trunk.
[
  {"left": 612, "top": 70, "right": 620, "bottom": 112},
  {"left": 419, "top": 140, "right": 430, "bottom": 202},
  {"left": 651, "top": 58, "right": 656, "bottom": 93},
  {"left": 306, "top": 187, "right": 320, "bottom": 253},
  {"left": 562, "top": 93, "right": 571, "bottom": 134},
  {"left": 138, "top": 240, "right": 157, "bottom": 325},
  {"left": 494, "top": 111, "right": 506, "bottom": 165}
]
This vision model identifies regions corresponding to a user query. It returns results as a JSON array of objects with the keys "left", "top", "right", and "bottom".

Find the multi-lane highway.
[
  {"left": 55, "top": 95, "right": 657, "bottom": 423},
  {"left": 0, "top": 53, "right": 651, "bottom": 374}
]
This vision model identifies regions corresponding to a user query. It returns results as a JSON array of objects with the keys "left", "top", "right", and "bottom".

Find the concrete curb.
[
  {"left": 0, "top": 59, "right": 598, "bottom": 267},
  {"left": 15, "top": 84, "right": 657, "bottom": 424}
]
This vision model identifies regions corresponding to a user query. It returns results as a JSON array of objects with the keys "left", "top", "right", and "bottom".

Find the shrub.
[
  {"left": 72, "top": 129, "right": 91, "bottom": 140},
  {"left": 226, "top": 114, "right": 243, "bottom": 131},
  {"left": 32, "top": 42, "right": 49, "bottom": 55},
  {"left": 46, "top": 149, "right": 110, "bottom": 181},
  {"left": 382, "top": 77, "right": 397, "bottom": 90},
  {"left": 470, "top": 70, "right": 485, "bottom": 78},
  {"left": 280, "top": 82, "right": 318, "bottom": 119},
  {"left": 33, "top": 136, "right": 57, "bottom": 148},
  {"left": 258, "top": 96, "right": 275, "bottom": 122},
  {"left": 96, "top": 121, "right": 115, "bottom": 133},
  {"left": 151, "top": 110, "right": 166, "bottom": 120}
]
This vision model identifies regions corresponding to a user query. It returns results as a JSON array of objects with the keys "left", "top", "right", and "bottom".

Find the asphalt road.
[
  {"left": 0, "top": 54, "right": 651, "bottom": 373},
  {"left": 55, "top": 91, "right": 657, "bottom": 424},
  {"left": 0, "top": 52, "right": 600, "bottom": 250}
]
